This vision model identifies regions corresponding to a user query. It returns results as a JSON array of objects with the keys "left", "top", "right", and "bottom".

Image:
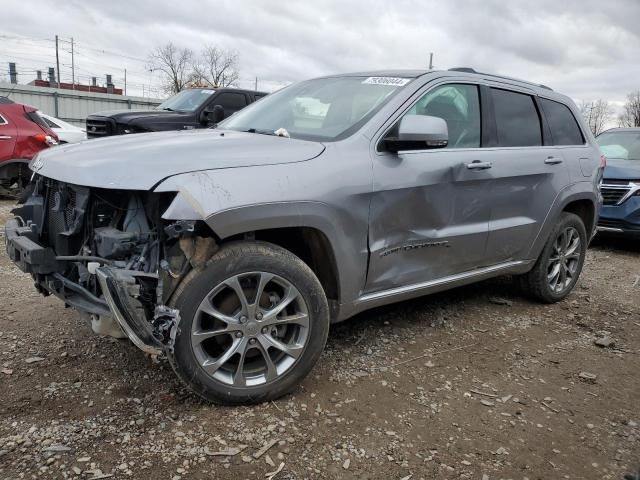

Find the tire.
[
  {"left": 168, "top": 241, "right": 330, "bottom": 405},
  {"left": 518, "top": 212, "right": 587, "bottom": 303}
]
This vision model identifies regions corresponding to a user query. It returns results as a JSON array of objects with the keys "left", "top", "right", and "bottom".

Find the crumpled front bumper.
[
  {"left": 5, "top": 217, "right": 167, "bottom": 356},
  {"left": 5, "top": 218, "right": 59, "bottom": 274}
]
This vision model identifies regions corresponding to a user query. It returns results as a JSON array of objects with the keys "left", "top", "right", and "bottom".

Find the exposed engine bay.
[{"left": 6, "top": 174, "right": 217, "bottom": 355}]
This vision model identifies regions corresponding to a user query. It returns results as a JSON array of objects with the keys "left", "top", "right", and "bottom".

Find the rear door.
[
  {"left": 482, "top": 86, "right": 570, "bottom": 264},
  {"left": 0, "top": 110, "right": 17, "bottom": 161},
  {"left": 366, "top": 81, "right": 494, "bottom": 293}
]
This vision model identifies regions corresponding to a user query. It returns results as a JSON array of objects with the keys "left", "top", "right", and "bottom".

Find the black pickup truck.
[{"left": 86, "top": 88, "right": 266, "bottom": 138}]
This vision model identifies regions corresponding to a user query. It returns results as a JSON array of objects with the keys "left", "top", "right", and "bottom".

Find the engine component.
[{"left": 95, "top": 227, "right": 137, "bottom": 259}]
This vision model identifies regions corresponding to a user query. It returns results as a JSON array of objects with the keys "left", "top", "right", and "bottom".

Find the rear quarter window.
[
  {"left": 25, "top": 110, "right": 49, "bottom": 129},
  {"left": 539, "top": 98, "right": 585, "bottom": 146},
  {"left": 42, "top": 116, "right": 61, "bottom": 129},
  {"left": 491, "top": 88, "right": 542, "bottom": 147}
]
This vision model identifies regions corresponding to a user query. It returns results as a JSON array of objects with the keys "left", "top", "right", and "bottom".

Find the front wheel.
[
  {"left": 168, "top": 241, "right": 330, "bottom": 405},
  {"left": 518, "top": 212, "right": 587, "bottom": 303}
]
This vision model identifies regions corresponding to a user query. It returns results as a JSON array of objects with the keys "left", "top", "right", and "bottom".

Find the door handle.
[
  {"left": 0, "top": 135, "right": 12, "bottom": 140},
  {"left": 544, "top": 156, "right": 563, "bottom": 165},
  {"left": 466, "top": 160, "right": 492, "bottom": 170}
]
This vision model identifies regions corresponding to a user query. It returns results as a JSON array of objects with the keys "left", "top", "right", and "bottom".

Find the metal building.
[{"left": 0, "top": 82, "right": 163, "bottom": 127}]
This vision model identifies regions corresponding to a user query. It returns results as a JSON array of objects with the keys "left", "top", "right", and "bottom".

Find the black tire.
[
  {"left": 168, "top": 241, "right": 330, "bottom": 405},
  {"left": 518, "top": 212, "right": 587, "bottom": 303}
]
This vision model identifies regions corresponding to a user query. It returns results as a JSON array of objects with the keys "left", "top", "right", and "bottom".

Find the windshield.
[
  {"left": 597, "top": 131, "right": 640, "bottom": 161},
  {"left": 220, "top": 76, "right": 411, "bottom": 141},
  {"left": 156, "top": 89, "right": 216, "bottom": 112}
]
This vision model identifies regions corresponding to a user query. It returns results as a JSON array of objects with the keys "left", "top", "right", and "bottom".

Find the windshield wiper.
[
  {"left": 159, "top": 107, "right": 174, "bottom": 111},
  {"left": 244, "top": 128, "right": 276, "bottom": 136},
  {"left": 244, "top": 127, "right": 290, "bottom": 138}
]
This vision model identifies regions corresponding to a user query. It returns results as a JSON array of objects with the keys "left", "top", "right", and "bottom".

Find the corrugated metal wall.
[{"left": 0, "top": 82, "right": 163, "bottom": 127}]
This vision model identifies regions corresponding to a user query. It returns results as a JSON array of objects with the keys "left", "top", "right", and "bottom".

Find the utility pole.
[
  {"left": 124, "top": 68, "right": 127, "bottom": 96},
  {"left": 254, "top": 76, "right": 258, "bottom": 91},
  {"left": 428, "top": 52, "right": 433, "bottom": 70},
  {"left": 71, "top": 37, "right": 75, "bottom": 89},
  {"left": 55, "top": 35, "right": 61, "bottom": 88}
]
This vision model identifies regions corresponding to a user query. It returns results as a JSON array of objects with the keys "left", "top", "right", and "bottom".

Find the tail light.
[
  {"left": 33, "top": 133, "right": 58, "bottom": 146},
  {"left": 599, "top": 154, "right": 607, "bottom": 168}
]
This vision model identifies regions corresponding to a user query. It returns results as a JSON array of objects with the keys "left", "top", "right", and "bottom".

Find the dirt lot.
[{"left": 0, "top": 198, "right": 638, "bottom": 480}]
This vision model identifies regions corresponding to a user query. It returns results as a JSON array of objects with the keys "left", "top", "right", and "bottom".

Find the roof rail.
[
  {"left": 448, "top": 67, "right": 477, "bottom": 73},
  {"left": 447, "top": 68, "right": 553, "bottom": 91}
]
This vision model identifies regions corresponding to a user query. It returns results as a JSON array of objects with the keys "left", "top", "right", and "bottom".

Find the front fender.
[{"left": 154, "top": 164, "right": 372, "bottom": 315}]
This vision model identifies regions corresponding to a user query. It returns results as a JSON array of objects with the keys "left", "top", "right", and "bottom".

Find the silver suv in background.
[{"left": 5, "top": 68, "right": 603, "bottom": 404}]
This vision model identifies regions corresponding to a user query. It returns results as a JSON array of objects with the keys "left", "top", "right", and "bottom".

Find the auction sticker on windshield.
[{"left": 362, "top": 77, "right": 411, "bottom": 86}]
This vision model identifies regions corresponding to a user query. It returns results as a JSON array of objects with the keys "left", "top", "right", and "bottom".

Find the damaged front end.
[{"left": 4, "top": 175, "right": 215, "bottom": 356}]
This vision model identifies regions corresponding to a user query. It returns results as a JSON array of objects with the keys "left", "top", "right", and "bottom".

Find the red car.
[{"left": 0, "top": 96, "right": 58, "bottom": 197}]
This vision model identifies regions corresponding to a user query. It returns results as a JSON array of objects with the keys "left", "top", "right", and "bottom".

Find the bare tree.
[
  {"left": 192, "top": 46, "right": 240, "bottom": 88},
  {"left": 618, "top": 91, "right": 640, "bottom": 127},
  {"left": 580, "top": 99, "right": 613, "bottom": 136},
  {"left": 148, "top": 43, "right": 194, "bottom": 94}
]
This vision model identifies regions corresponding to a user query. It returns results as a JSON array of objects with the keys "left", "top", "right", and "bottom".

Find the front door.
[{"left": 366, "top": 82, "right": 494, "bottom": 294}]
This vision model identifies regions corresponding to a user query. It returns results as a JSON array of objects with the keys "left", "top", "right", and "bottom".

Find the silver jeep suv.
[{"left": 5, "top": 69, "right": 603, "bottom": 404}]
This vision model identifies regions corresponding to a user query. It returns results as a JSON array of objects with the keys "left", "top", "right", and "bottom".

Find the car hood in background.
[
  {"left": 88, "top": 109, "right": 177, "bottom": 122},
  {"left": 603, "top": 159, "right": 640, "bottom": 180},
  {"left": 31, "top": 129, "right": 325, "bottom": 190}
]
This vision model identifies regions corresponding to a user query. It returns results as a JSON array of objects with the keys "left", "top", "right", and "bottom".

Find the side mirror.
[
  {"left": 201, "top": 104, "right": 225, "bottom": 124},
  {"left": 384, "top": 115, "right": 448, "bottom": 152}
]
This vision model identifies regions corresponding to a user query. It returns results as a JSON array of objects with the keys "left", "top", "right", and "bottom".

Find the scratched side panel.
[{"left": 366, "top": 149, "right": 492, "bottom": 293}]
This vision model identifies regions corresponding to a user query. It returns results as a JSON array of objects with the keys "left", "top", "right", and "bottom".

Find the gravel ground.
[{"left": 0, "top": 198, "right": 639, "bottom": 480}]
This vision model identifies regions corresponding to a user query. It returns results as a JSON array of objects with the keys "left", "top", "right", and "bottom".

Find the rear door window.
[
  {"left": 491, "top": 88, "right": 542, "bottom": 147},
  {"left": 539, "top": 98, "right": 585, "bottom": 145},
  {"left": 0, "top": 114, "right": 7, "bottom": 125},
  {"left": 215, "top": 93, "right": 248, "bottom": 116}
]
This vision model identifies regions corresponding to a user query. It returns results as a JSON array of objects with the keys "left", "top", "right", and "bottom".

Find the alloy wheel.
[
  {"left": 547, "top": 226, "right": 582, "bottom": 294},
  {"left": 191, "top": 272, "right": 310, "bottom": 387}
]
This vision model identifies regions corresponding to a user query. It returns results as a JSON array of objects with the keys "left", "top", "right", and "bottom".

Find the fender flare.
[{"left": 526, "top": 182, "right": 599, "bottom": 260}]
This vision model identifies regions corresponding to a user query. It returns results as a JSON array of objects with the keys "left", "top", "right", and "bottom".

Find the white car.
[{"left": 38, "top": 112, "right": 87, "bottom": 144}]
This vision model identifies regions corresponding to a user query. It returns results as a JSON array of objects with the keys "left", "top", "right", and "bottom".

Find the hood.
[
  {"left": 30, "top": 128, "right": 325, "bottom": 190},
  {"left": 603, "top": 159, "right": 640, "bottom": 180},
  {"left": 88, "top": 109, "right": 184, "bottom": 124}
]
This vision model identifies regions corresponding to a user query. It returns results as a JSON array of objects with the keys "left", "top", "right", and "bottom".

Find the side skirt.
[{"left": 337, "top": 259, "right": 534, "bottom": 321}]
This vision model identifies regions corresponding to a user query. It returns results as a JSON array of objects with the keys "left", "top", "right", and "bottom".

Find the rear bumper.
[{"left": 5, "top": 217, "right": 166, "bottom": 355}]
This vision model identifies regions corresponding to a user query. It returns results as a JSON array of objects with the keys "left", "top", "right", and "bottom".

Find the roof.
[
  {"left": 185, "top": 87, "right": 267, "bottom": 95},
  {"left": 599, "top": 127, "right": 640, "bottom": 134},
  {"left": 322, "top": 68, "right": 555, "bottom": 94},
  {"left": 333, "top": 70, "right": 428, "bottom": 78}
]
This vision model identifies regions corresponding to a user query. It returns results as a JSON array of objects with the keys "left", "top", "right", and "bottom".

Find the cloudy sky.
[{"left": 2, "top": 0, "right": 639, "bottom": 114}]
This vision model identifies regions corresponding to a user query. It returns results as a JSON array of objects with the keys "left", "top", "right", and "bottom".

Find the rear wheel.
[
  {"left": 168, "top": 241, "right": 330, "bottom": 404},
  {"left": 518, "top": 212, "right": 587, "bottom": 303}
]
